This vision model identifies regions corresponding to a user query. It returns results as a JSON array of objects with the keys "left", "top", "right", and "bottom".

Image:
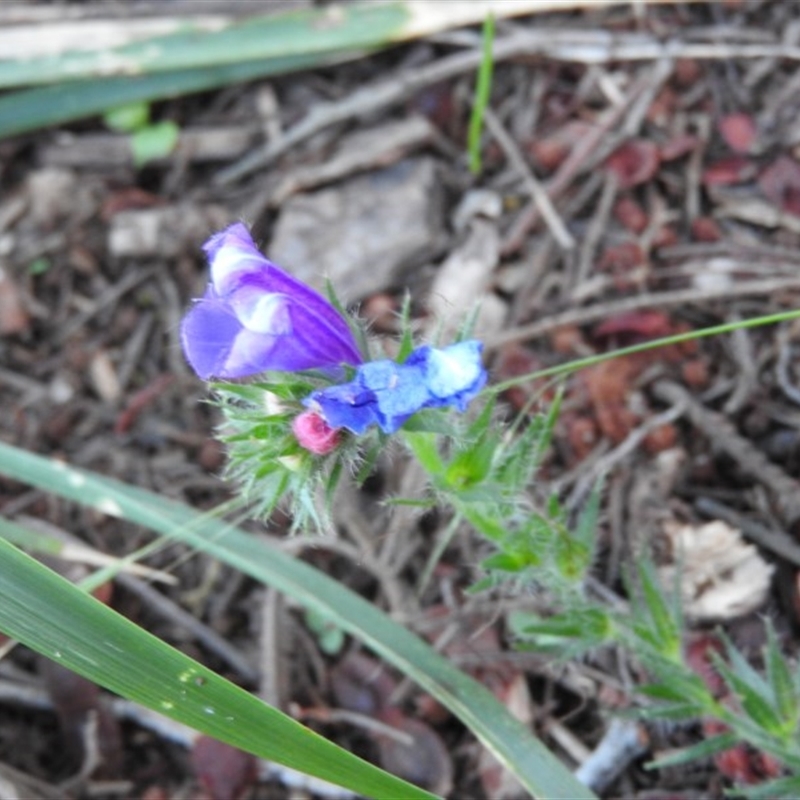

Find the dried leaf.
[
  {"left": 758, "top": 155, "right": 800, "bottom": 217},
  {"left": 0, "top": 268, "right": 29, "bottom": 336},
  {"left": 40, "top": 657, "right": 123, "bottom": 776},
  {"left": 89, "top": 350, "right": 121, "bottom": 403},
  {"left": 659, "top": 520, "right": 774, "bottom": 621},
  {"left": 703, "top": 719, "right": 783, "bottom": 785},
  {"left": 702, "top": 155, "right": 757, "bottom": 186},
  {"left": 691, "top": 216, "right": 723, "bottom": 242},
  {"left": 685, "top": 633, "right": 727, "bottom": 698},
  {"left": 191, "top": 736, "right": 258, "bottom": 800},
  {"left": 114, "top": 374, "right": 174, "bottom": 434},
  {"left": 593, "top": 310, "right": 673, "bottom": 342},
  {"left": 613, "top": 195, "right": 648, "bottom": 234},
  {"left": 494, "top": 343, "right": 544, "bottom": 412},
  {"left": 605, "top": 140, "right": 660, "bottom": 188},
  {"left": 582, "top": 359, "right": 639, "bottom": 444},
  {"left": 659, "top": 132, "right": 700, "bottom": 161},
  {"left": 564, "top": 413, "right": 600, "bottom": 463},
  {"left": 596, "top": 242, "right": 646, "bottom": 279},
  {"left": 642, "top": 423, "right": 678, "bottom": 455},
  {"left": 526, "top": 121, "right": 594, "bottom": 172},
  {"left": 375, "top": 710, "right": 453, "bottom": 796},
  {"left": 330, "top": 652, "right": 397, "bottom": 716},
  {"left": 719, "top": 112, "right": 758, "bottom": 154}
]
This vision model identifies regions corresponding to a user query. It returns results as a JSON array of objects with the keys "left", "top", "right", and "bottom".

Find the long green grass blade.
[
  {"left": 0, "top": 440, "right": 596, "bottom": 800},
  {"left": 0, "top": 5, "right": 408, "bottom": 89},
  {"left": 0, "top": 55, "right": 348, "bottom": 140},
  {"left": 0, "top": 536, "right": 435, "bottom": 800},
  {"left": 0, "top": 0, "right": 552, "bottom": 140}
]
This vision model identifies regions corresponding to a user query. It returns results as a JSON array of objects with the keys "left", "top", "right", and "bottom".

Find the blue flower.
[
  {"left": 181, "top": 223, "right": 363, "bottom": 380},
  {"left": 304, "top": 341, "right": 486, "bottom": 434}
]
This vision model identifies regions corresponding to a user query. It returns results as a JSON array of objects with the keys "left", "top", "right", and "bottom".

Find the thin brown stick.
[
  {"left": 483, "top": 107, "right": 575, "bottom": 250},
  {"left": 653, "top": 380, "right": 800, "bottom": 526}
]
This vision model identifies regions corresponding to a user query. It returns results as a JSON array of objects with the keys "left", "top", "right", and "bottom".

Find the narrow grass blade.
[
  {"left": 0, "top": 55, "right": 349, "bottom": 140},
  {"left": 467, "top": 12, "right": 495, "bottom": 173},
  {"left": 0, "top": 537, "right": 436, "bottom": 800},
  {"left": 0, "top": 441, "right": 597, "bottom": 800},
  {"left": 0, "top": 0, "right": 576, "bottom": 140}
]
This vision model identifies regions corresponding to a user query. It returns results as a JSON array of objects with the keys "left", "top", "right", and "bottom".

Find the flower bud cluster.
[{"left": 181, "top": 224, "right": 486, "bottom": 453}]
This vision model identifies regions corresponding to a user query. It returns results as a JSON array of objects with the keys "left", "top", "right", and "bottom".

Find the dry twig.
[{"left": 653, "top": 380, "right": 800, "bottom": 527}]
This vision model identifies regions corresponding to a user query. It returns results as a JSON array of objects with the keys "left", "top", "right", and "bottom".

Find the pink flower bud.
[{"left": 292, "top": 410, "right": 341, "bottom": 455}]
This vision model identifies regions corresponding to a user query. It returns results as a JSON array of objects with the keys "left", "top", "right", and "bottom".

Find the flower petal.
[
  {"left": 181, "top": 223, "right": 363, "bottom": 379},
  {"left": 306, "top": 341, "right": 486, "bottom": 434},
  {"left": 419, "top": 341, "right": 487, "bottom": 410},
  {"left": 180, "top": 291, "right": 242, "bottom": 380},
  {"left": 207, "top": 224, "right": 360, "bottom": 361},
  {"left": 306, "top": 383, "right": 382, "bottom": 435},
  {"left": 358, "top": 360, "right": 430, "bottom": 421}
]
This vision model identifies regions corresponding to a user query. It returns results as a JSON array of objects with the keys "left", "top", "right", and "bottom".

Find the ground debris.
[
  {"left": 659, "top": 519, "right": 774, "bottom": 622},
  {"left": 5, "top": 1, "right": 800, "bottom": 797},
  {"left": 269, "top": 157, "right": 446, "bottom": 299}
]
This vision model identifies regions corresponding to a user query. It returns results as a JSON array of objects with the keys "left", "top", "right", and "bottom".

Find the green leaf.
[
  {"left": 647, "top": 731, "right": 739, "bottom": 769},
  {"left": 636, "top": 674, "right": 717, "bottom": 721},
  {"left": 635, "top": 561, "right": 682, "bottom": 661},
  {"left": 403, "top": 430, "right": 444, "bottom": 476},
  {"left": 480, "top": 551, "right": 530, "bottom": 573},
  {"left": 27, "top": 257, "right": 51, "bottom": 275},
  {"left": 460, "top": 506, "right": 507, "bottom": 542},
  {"left": 103, "top": 101, "right": 150, "bottom": 132},
  {"left": 508, "top": 609, "right": 612, "bottom": 658},
  {"left": 713, "top": 654, "right": 784, "bottom": 737},
  {"left": 0, "top": 55, "right": 349, "bottom": 140},
  {"left": 573, "top": 480, "right": 602, "bottom": 552},
  {"left": 131, "top": 121, "right": 180, "bottom": 166},
  {"left": 396, "top": 292, "right": 415, "bottom": 363},
  {"left": 0, "top": 440, "right": 597, "bottom": 800},
  {"left": 305, "top": 608, "right": 345, "bottom": 656},
  {"left": 737, "top": 775, "right": 800, "bottom": 800},
  {"left": 401, "top": 408, "right": 459, "bottom": 436},
  {"left": 444, "top": 433, "right": 495, "bottom": 490},
  {"left": 0, "top": 515, "right": 67, "bottom": 556},
  {"left": 0, "top": 538, "right": 433, "bottom": 800},
  {"left": 764, "top": 624, "right": 798, "bottom": 730}
]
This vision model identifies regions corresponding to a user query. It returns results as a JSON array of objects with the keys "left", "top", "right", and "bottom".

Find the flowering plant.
[{"left": 181, "top": 223, "right": 489, "bottom": 528}]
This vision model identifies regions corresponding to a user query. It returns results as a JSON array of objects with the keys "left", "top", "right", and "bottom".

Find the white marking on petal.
[
  {"left": 210, "top": 246, "right": 259, "bottom": 294},
  {"left": 428, "top": 347, "right": 478, "bottom": 391},
  {"left": 237, "top": 293, "right": 292, "bottom": 335}
]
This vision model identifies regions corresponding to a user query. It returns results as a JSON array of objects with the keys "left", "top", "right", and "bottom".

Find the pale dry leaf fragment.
[
  {"left": 428, "top": 213, "right": 500, "bottom": 340},
  {"left": 659, "top": 519, "right": 773, "bottom": 621},
  {"left": 89, "top": 349, "right": 121, "bottom": 403},
  {"left": 0, "top": 267, "right": 30, "bottom": 335}
]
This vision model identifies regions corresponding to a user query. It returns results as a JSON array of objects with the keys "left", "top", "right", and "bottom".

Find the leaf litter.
[{"left": 3, "top": 0, "right": 800, "bottom": 797}]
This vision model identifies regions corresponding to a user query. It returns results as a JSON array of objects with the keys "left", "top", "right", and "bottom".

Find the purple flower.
[
  {"left": 304, "top": 341, "right": 486, "bottom": 434},
  {"left": 181, "top": 223, "right": 363, "bottom": 379}
]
